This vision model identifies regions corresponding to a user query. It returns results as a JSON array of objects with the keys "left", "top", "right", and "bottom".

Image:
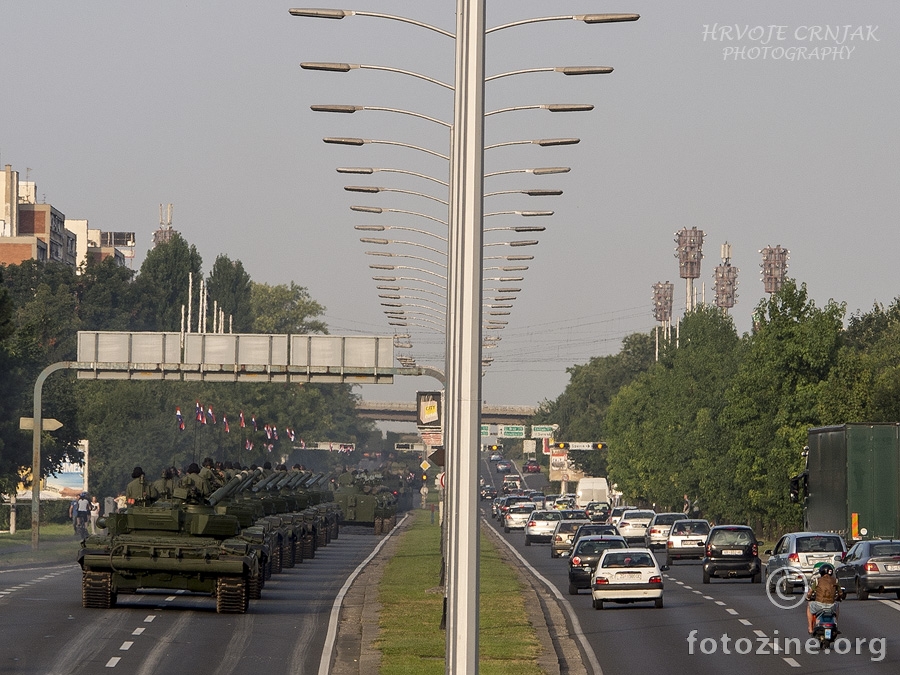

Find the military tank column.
[
  {"left": 332, "top": 470, "right": 402, "bottom": 534},
  {"left": 77, "top": 464, "right": 348, "bottom": 614}
]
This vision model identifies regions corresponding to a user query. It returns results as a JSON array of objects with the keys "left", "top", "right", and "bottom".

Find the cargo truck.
[{"left": 794, "top": 424, "right": 900, "bottom": 542}]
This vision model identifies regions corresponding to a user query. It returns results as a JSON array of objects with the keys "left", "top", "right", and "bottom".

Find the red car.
[{"left": 523, "top": 460, "right": 541, "bottom": 474}]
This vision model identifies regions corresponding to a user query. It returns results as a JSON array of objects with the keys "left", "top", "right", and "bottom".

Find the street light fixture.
[
  {"left": 345, "top": 185, "right": 448, "bottom": 206},
  {"left": 324, "top": 137, "right": 450, "bottom": 161}
]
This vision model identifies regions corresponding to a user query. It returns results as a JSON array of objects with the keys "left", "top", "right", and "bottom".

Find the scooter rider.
[{"left": 806, "top": 562, "right": 843, "bottom": 634}]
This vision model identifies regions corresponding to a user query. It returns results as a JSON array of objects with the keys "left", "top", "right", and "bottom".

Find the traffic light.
[
  {"left": 555, "top": 442, "right": 569, "bottom": 449},
  {"left": 486, "top": 444, "right": 503, "bottom": 452},
  {"left": 554, "top": 442, "right": 607, "bottom": 450},
  {"left": 422, "top": 474, "right": 428, "bottom": 482}
]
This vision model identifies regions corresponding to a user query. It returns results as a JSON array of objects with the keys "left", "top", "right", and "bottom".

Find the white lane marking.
[
  {"left": 105, "top": 657, "right": 121, "bottom": 667},
  {"left": 715, "top": 601, "right": 726, "bottom": 606},
  {"left": 144, "top": 615, "right": 155, "bottom": 623},
  {"left": 783, "top": 657, "right": 801, "bottom": 667},
  {"left": 318, "top": 513, "right": 409, "bottom": 675},
  {"left": 676, "top": 580, "right": 684, "bottom": 585},
  {"left": 165, "top": 596, "right": 176, "bottom": 601},
  {"left": 726, "top": 608, "right": 738, "bottom": 615},
  {"left": 739, "top": 619, "right": 752, "bottom": 626},
  {"left": 120, "top": 642, "right": 133, "bottom": 651},
  {"left": 683, "top": 585, "right": 693, "bottom": 590},
  {"left": 693, "top": 590, "right": 703, "bottom": 594},
  {"left": 0, "top": 591, "right": 10, "bottom": 595},
  {"left": 754, "top": 630, "right": 767, "bottom": 638},
  {"left": 878, "top": 599, "right": 900, "bottom": 612},
  {"left": 132, "top": 627, "right": 145, "bottom": 636},
  {"left": 484, "top": 517, "right": 605, "bottom": 675},
  {"left": 702, "top": 595, "right": 714, "bottom": 600}
]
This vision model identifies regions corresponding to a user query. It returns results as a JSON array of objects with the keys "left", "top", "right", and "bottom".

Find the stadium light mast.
[
  {"left": 675, "top": 227, "right": 704, "bottom": 312},
  {"left": 652, "top": 281, "right": 674, "bottom": 361},
  {"left": 760, "top": 245, "right": 789, "bottom": 294},
  {"left": 713, "top": 242, "right": 739, "bottom": 313}
]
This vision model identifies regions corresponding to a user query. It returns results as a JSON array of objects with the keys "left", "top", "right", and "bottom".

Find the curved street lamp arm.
[
  {"left": 324, "top": 137, "right": 450, "bottom": 161},
  {"left": 486, "top": 13, "right": 640, "bottom": 34},
  {"left": 338, "top": 167, "right": 449, "bottom": 187},
  {"left": 345, "top": 186, "right": 449, "bottom": 206},
  {"left": 351, "top": 205, "right": 448, "bottom": 226},
  {"left": 301, "top": 62, "right": 453, "bottom": 90},
  {"left": 313, "top": 104, "right": 451, "bottom": 128},
  {"left": 485, "top": 66, "right": 612, "bottom": 82},
  {"left": 289, "top": 8, "right": 455, "bottom": 39},
  {"left": 356, "top": 225, "right": 448, "bottom": 243}
]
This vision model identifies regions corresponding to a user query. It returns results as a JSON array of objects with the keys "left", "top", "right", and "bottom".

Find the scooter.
[{"left": 813, "top": 609, "right": 839, "bottom": 649}]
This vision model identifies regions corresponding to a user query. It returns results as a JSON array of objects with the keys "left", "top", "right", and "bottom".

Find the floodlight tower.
[
  {"left": 652, "top": 281, "right": 674, "bottom": 360},
  {"left": 760, "top": 245, "right": 789, "bottom": 294},
  {"left": 713, "top": 242, "right": 739, "bottom": 313},
  {"left": 674, "top": 227, "right": 704, "bottom": 312}
]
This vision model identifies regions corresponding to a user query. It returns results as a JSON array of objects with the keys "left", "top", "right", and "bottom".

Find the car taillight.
[
  {"left": 620, "top": 522, "right": 630, "bottom": 528},
  {"left": 752, "top": 543, "right": 758, "bottom": 556},
  {"left": 706, "top": 544, "right": 712, "bottom": 557},
  {"left": 865, "top": 562, "right": 878, "bottom": 572},
  {"left": 788, "top": 553, "right": 799, "bottom": 563},
  {"left": 527, "top": 521, "right": 536, "bottom": 528},
  {"left": 572, "top": 556, "right": 582, "bottom": 566},
  {"left": 649, "top": 575, "right": 662, "bottom": 584},
  {"left": 594, "top": 577, "right": 608, "bottom": 585},
  {"left": 667, "top": 541, "right": 674, "bottom": 548},
  {"left": 505, "top": 514, "right": 512, "bottom": 520},
  {"left": 554, "top": 535, "right": 562, "bottom": 542},
  {"left": 650, "top": 527, "right": 660, "bottom": 534}
]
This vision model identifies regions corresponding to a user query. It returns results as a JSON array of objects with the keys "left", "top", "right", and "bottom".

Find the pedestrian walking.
[{"left": 89, "top": 495, "right": 100, "bottom": 534}]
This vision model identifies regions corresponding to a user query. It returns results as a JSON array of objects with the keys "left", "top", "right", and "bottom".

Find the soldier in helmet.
[
  {"left": 125, "top": 466, "right": 159, "bottom": 506},
  {"left": 152, "top": 467, "right": 177, "bottom": 500},
  {"left": 181, "top": 462, "right": 211, "bottom": 499}
]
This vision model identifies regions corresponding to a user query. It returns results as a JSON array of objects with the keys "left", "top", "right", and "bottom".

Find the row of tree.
[
  {"left": 536, "top": 280, "right": 900, "bottom": 536},
  {"left": 0, "top": 233, "right": 378, "bottom": 502}
]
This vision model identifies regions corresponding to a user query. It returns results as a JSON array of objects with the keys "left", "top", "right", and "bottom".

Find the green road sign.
[
  {"left": 481, "top": 424, "right": 490, "bottom": 437},
  {"left": 498, "top": 425, "right": 526, "bottom": 439}
]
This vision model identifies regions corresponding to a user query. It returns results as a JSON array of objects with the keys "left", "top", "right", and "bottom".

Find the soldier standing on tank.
[
  {"left": 152, "top": 468, "right": 177, "bottom": 499},
  {"left": 200, "top": 457, "right": 222, "bottom": 490},
  {"left": 181, "top": 462, "right": 211, "bottom": 499},
  {"left": 125, "top": 467, "right": 159, "bottom": 506}
]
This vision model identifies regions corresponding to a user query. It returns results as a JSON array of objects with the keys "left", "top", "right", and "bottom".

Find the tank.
[
  {"left": 78, "top": 473, "right": 261, "bottom": 613},
  {"left": 333, "top": 471, "right": 397, "bottom": 534}
]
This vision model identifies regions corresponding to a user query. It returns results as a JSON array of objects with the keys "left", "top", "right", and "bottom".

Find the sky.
[{"left": 2, "top": 1, "right": 898, "bottom": 422}]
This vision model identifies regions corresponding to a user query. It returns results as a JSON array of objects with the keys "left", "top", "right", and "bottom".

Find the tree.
[
  {"left": 250, "top": 281, "right": 327, "bottom": 334},
  {"left": 131, "top": 233, "right": 202, "bottom": 331},
  {"left": 206, "top": 255, "right": 254, "bottom": 333},
  {"left": 720, "top": 280, "right": 844, "bottom": 530}
]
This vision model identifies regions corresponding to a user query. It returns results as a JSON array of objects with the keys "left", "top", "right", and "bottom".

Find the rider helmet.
[{"left": 817, "top": 562, "right": 835, "bottom": 576}]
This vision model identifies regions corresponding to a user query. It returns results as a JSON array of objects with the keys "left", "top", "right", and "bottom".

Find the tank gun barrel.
[
  {"left": 207, "top": 474, "right": 244, "bottom": 507},
  {"left": 274, "top": 471, "right": 294, "bottom": 490},
  {"left": 252, "top": 472, "right": 283, "bottom": 492},
  {"left": 235, "top": 468, "right": 263, "bottom": 493},
  {"left": 287, "top": 471, "right": 310, "bottom": 489}
]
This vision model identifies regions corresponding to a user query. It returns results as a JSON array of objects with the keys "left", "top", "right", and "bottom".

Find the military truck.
[{"left": 795, "top": 424, "right": 900, "bottom": 542}]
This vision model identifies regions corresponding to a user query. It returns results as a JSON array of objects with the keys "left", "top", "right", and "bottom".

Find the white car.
[
  {"left": 591, "top": 547, "right": 668, "bottom": 610},
  {"left": 524, "top": 509, "right": 562, "bottom": 545},
  {"left": 503, "top": 503, "right": 537, "bottom": 532},
  {"left": 617, "top": 509, "right": 656, "bottom": 545}
]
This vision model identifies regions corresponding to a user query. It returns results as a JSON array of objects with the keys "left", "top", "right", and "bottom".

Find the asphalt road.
[
  {"left": 480, "top": 457, "right": 900, "bottom": 675},
  {"left": 0, "top": 529, "right": 382, "bottom": 675}
]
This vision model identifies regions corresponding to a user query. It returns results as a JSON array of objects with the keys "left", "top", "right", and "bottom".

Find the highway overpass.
[{"left": 356, "top": 401, "right": 536, "bottom": 424}]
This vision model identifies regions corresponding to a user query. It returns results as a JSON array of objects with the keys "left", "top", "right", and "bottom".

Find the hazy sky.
[{"left": 2, "top": 1, "right": 898, "bottom": 416}]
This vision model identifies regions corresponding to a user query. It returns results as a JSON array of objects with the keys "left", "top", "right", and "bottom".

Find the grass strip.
[
  {"left": 0, "top": 524, "right": 81, "bottom": 567},
  {"left": 376, "top": 510, "right": 543, "bottom": 675}
]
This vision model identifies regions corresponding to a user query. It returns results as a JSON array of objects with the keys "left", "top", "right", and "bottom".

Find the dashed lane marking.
[
  {"left": 120, "top": 642, "right": 133, "bottom": 651},
  {"left": 783, "top": 657, "right": 801, "bottom": 667},
  {"left": 878, "top": 599, "right": 900, "bottom": 612},
  {"left": 105, "top": 657, "right": 121, "bottom": 668},
  {"left": 754, "top": 630, "right": 767, "bottom": 638},
  {"left": 702, "top": 595, "right": 714, "bottom": 600},
  {"left": 143, "top": 615, "right": 155, "bottom": 623},
  {"left": 715, "top": 601, "right": 726, "bottom": 606},
  {"left": 132, "top": 628, "right": 145, "bottom": 636},
  {"left": 739, "top": 619, "right": 752, "bottom": 626},
  {"left": 726, "top": 608, "right": 739, "bottom": 615}
]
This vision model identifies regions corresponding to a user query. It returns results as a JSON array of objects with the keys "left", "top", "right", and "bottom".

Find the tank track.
[
  {"left": 216, "top": 576, "right": 249, "bottom": 613},
  {"left": 294, "top": 538, "right": 305, "bottom": 564},
  {"left": 82, "top": 570, "right": 117, "bottom": 609},
  {"left": 248, "top": 573, "right": 262, "bottom": 600},
  {"left": 302, "top": 533, "right": 316, "bottom": 559},
  {"left": 282, "top": 540, "right": 295, "bottom": 569}
]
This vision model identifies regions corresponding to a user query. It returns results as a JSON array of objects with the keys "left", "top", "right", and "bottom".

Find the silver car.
[
  {"left": 551, "top": 519, "right": 592, "bottom": 558},
  {"left": 644, "top": 512, "right": 687, "bottom": 549},
  {"left": 503, "top": 502, "right": 537, "bottom": 533},
  {"left": 665, "top": 519, "right": 710, "bottom": 564},
  {"left": 765, "top": 532, "right": 846, "bottom": 594},
  {"left": 617, "top": 509, "right": 656, "bottom": 545},
  {"left": 524, "top": 509, "right": 563, "bottom": 546}
]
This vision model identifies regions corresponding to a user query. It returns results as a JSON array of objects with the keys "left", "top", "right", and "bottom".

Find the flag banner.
[
  {"left": 251, "top": 415, "right": 258, "bottom": 431},
  {"left": 176, "top": 407, "right": 185, "bottom": 431},
  {"left": 239, "top": 411, "right": 246, "bottom": 428},
  {"left": 223, "top": 415, "right": 230, "bottom": 433},
  {"left": 207, "top": 406, "right": 216, "bottom": 425},
  {"left": 195, "top": 401, "right": 203, "bottom": 422},
  {"left": 287, "top": 428, "right": 295, "bottom": 442},
  {"left": 273, "top": 426, "right": 278, "bottom": 441}
]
